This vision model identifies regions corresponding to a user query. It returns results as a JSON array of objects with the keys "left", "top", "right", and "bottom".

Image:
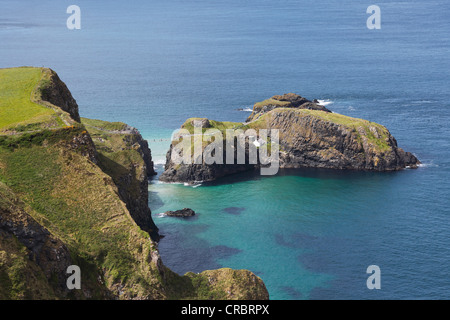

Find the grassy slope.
[
  {"left": 81, "top": 117, "right": 148, "bottom": 216},
  {"left": 0, "top": 234, "right": 56, "bottom": 300},
  {"left": 0, "top": 182, "right": 57, "bottom": 300},
  {"left": 0, "top": 68, "right": 163, "bottom": 298},
  {"left": 253, "top": 98, "right": 291, "bottom": 111},
  {"left": 81, "top": 117, "right": 143, "bottom": 168},
  {"left": 0, "top": 67, "right": 65, "bottom": 131},
  {"left": 0, "top": 139, "right": 162, "bottom": 298},
  {"left": 0, "top": 121, "right": 267, "bottom": 300}
]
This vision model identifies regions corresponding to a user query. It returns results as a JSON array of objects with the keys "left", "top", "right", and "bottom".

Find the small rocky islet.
[{"left": 160, "top": 93, "right": 420, "bottom": 184}]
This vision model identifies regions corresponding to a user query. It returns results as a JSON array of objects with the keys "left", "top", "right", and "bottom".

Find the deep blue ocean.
[{"left": 1, "top": 0, "right": 449, "bottom": 299}]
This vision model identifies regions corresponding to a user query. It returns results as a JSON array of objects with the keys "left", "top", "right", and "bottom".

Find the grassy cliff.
[
  {"left": 0, "top": 67, "right": 78, "bottom": 132},
  {"left": 0, "top": 67, "right": 269, "bottom": 300}
]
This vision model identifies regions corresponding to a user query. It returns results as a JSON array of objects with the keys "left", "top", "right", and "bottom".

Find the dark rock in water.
[{"left": 165, "top": 208, "right": 196, "bottom": 217}]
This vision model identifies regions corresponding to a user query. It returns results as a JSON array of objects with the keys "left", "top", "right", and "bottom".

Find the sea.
[{"left": 1, "top": 0, "right": 449, "bottom": 299}]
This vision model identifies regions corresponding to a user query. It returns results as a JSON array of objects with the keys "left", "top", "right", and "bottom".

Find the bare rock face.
[
  {"left": 38, "top": 69, "right": 81, "bottom": 123},
  {"left": 164, "top": 208, "right": 196, "bottom": 217},
  {"left": 266, "top": 108, "right": 420, "bottom": 171},
  {"left": 191, "top": 118, "right": 211, "bottom": 128},
  {"left": 113, "top": 130, "right": 159, "bottom": 240},
  {"left": 159, "top": 140, "right": 257, "bottom": 184},
  {"left": 65, "top": 129, "right": 99, "bottom": 164}
]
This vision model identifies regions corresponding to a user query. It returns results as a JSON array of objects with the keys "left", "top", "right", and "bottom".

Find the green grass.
[
  {"left": 0, "top": 125, "right": 84, "bottom": 151},
  {"left": 82, "top": 117, "right": 148, "bottom": 202},
  {"left": 181, "top": 118, "right": 243, "bottom": 134},
  {"left": 81, "top": 117, "right": 129, "bottom": 132},
  {"left": 0, "top": 234, "right": 56, "bottom": 300},
  {"left": 0, "top": 143, "right": 158, "bottom": 296},
  {"left": 295, "top": 108, "right": 383, "bottom": 129},
  {"left": 0, "top": 67, "right": 58, "bottom": 131},
  {"left": 253, "top": 98, "right": 291, "bottom": 112}
]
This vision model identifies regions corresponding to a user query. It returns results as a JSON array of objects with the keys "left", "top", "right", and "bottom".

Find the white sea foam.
[
  {"left": 417, "top": 162, "right": 439, "bottom": 168},
  {"left": 239, "top": 108, "right": 254, "bottom": 112},
  {"left": 184, "top": 182, "right": 203, "bottom": 188},
  {"left": 153, "top": 159, "right": 166, "bottom": 165},
  {"left": 156, "top": 212, "right": 167, "bottom": 218},
  {"left": 317, "top": 99, "right": 333, "bottom": 106}
]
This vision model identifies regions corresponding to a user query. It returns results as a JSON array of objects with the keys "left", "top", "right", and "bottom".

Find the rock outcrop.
[
  {"left": 266, "top": 108, "right": 419, "bottom": 171},
  {"left": 37, "top": 68, "right": 81, "bottom": 123},
  {"left": 246, "top": 93, "right": 331, "bottom": 122},
  {"left": 164, "top": 208, "right": 196, "bottom": 217},
  {"left": 160, "top": 142, "right": 256, "bottom": 183},
  {"left": 160, "top": 94, "right": 420, "bottom": 183}
]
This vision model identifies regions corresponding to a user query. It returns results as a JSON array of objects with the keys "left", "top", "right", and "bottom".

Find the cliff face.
[
  {"left": 160, "top": 142, "right": 256, "bottom": 183},
  {"left": 267, "top": 108, "right": 419, "bottom": 171},
  {"left": 0, "top": 67, "right": 269, "bottom": 300},
  {"left": 82, "top": 118, "right": 159, "bottom": 240},
  {"left": 37, "top": 68, "right": 81, "bottom": 123},
  {"left": 160, "top": 95, "right": 420, "bottom": 183}
]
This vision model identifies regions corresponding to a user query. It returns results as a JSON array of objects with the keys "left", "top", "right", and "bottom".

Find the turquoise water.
[{"left": 1, "top": 0, "right": 449, "bottom": 299}]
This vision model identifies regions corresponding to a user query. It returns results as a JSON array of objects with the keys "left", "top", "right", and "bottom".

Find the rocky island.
[
  {"left": 0, "top": 67, "right": 268, "bottom": 300},
  {"left": 160, "top": 93, "right": 420, "bottom": 184}
]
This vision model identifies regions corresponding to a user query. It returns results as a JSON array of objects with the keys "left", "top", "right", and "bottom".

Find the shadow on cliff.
[{"left": 96, "top": 153, "right": 160, "bottom": 240}]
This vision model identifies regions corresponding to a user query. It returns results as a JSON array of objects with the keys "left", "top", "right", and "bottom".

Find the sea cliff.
[{"left": 0, "top": 67, "right": 268, "bottom": 300}]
